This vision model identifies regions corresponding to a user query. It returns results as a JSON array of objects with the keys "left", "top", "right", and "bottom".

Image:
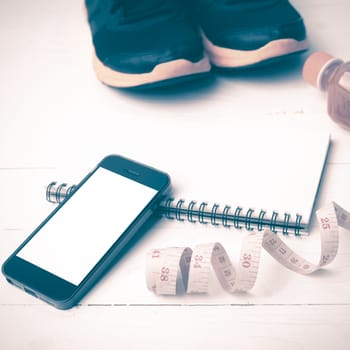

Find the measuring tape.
[{"left": 146, "top": 202, "right": 350, "bottom": 295}]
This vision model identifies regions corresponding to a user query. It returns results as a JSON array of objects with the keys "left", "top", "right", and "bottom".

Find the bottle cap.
[{"left": 302, "top": 52, "right": 343, "bottom": 90}]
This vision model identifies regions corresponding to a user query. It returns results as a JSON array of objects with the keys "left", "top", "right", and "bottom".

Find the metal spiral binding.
[
  {"left": 46, "top": 182, "right": 76, "bottom": 204},
  {"left": 45, "top": 182, "right": 304, "bottom": 235},
  {"left": 159, "top": 198, "right": 304, "bottom": 235}
]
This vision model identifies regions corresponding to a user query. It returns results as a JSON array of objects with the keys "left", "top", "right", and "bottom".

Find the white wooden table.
[{"left": 1, "top": 1, "right": 350, "bottom": 349}]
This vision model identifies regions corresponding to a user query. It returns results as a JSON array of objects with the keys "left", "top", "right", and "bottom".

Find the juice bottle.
[{"left": 303, "top": 52, "right": 350, "bottom": 129}]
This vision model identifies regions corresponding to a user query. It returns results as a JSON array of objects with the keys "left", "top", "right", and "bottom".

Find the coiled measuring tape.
[{"left": 146, "top": 202, "right": 350, "bottom": 295}]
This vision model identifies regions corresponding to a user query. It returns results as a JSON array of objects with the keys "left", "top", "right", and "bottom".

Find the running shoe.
[
  {"left": 192, "top": 0, "right": 309, "bottom": 69},
  {"left": 84, "top": 0, "right": 211, "bottom": 88}
]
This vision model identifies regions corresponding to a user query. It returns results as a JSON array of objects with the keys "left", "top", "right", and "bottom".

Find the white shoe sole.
[
  {"left": 92, "top": 51, "right": 211, "bottom": 88},
  {"left": 202, "top": 34, "right": 309, "bottom": 68}
]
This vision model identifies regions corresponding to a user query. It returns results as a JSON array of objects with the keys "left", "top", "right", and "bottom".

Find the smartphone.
[{"left": 2, "top": 155, "right": 170, "bottom": 309}]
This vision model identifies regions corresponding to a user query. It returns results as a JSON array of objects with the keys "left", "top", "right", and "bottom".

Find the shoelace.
[{"left": 110, "top": 0, "right": 176, "bottom": 24}]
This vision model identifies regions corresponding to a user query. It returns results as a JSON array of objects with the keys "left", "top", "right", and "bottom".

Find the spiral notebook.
[{"left": 46, "top": 122, "right": 331, "bottom": 236}]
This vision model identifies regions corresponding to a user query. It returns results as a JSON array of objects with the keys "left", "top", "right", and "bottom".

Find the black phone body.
[{"left": 2, "top": 155, "right": 171, "bottom": 309}]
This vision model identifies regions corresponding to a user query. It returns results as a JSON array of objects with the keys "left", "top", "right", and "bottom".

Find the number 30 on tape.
[{"left": 146, "top": 202, "right": 350, "bottom": 295}]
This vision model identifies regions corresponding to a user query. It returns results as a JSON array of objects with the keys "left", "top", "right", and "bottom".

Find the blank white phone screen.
[{"left": 17, "top": 167, "right": 157, "bottom": 286}]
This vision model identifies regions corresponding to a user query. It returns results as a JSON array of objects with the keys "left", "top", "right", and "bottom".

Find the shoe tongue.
[{"left": 116, "top": 0, "right": 174, "bottom": 24}]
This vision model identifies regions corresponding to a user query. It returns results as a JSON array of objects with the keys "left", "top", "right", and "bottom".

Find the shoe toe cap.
[{"left": 209, "top": 19, "right": 307, "bottom": 51}]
